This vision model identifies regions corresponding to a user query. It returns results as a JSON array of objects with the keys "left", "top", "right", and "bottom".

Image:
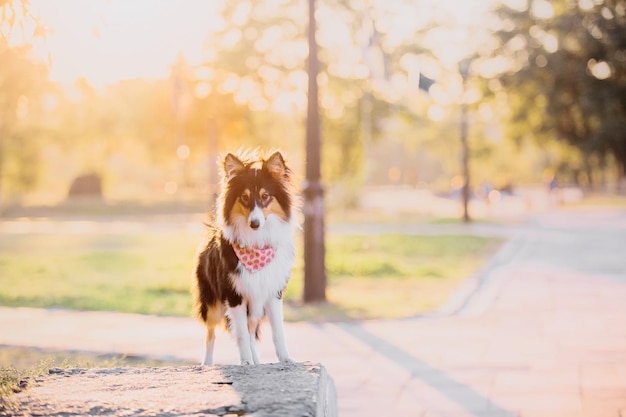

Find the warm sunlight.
[
  {"left": 1, "top": 1, "right": 625, "bottom": 415},
  {"left": 20, "top": 0, "right": 502, "bottom": 92},
  {"left": 382, "top": 0, "right": 499, "bottom": 69},
  {"left": 1, "top": 0, "right": 622, "bottom": 209},
  {"left": 27, "top": 0, "right": 222, "bottom": 88}
]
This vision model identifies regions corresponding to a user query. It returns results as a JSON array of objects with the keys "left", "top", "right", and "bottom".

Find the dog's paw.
[
  {"left": 240, "top": 359, "right": 254, "bottom": 366},
  {"left": 278, "top": 356, "right": 295, "bottom": 364}
]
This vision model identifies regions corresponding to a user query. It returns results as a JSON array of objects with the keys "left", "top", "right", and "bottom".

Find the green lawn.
[
  {"left": 0, "top": 233, "right": 197, "bottom": 315},
  {"left": 288, "top": 233, "right": 502, "bottom": 320},
  {"left": 0, "top": 229, "right": 502, "bottom": 399},
  {"left": 0, "top": 231, "right": 502, "bottom": 320}
]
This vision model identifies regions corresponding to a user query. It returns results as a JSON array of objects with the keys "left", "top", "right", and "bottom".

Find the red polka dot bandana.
[{"left": 233, "top": 243, "right": 276, "bottom": 273}]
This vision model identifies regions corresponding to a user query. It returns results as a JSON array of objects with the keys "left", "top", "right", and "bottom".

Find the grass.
[
  {"left": 284, "top": 233, "right": 501, "bottom": 320},
  {"left": 0, "top": 230, "right": 502, "bottom": 321},
  {"left": 0, "top": 233, "right": 198, "bottom": 315},
  {"left": 0, "top": 226, "right": 502, "bottom": 403}
]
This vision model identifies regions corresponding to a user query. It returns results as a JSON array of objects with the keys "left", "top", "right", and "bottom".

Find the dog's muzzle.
[{"left": 248, "top": 206, "right": 265, "bottom": 230}]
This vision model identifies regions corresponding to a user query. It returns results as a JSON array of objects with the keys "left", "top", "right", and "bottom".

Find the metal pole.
[
  {"left": 460, "top": 72, "right": 471, "bottom": 223},
  {"left": 303, "top": 0, "right": 327, "bottom": 303}
]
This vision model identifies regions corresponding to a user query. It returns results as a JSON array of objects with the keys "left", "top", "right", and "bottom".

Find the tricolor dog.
[{"left": 192, "top": 150, "right": 297, "bottom": 365}]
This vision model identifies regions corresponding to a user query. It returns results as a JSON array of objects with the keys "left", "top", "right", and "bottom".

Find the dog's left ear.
[{"left": 263, "top": 151, "right": 288, "bottom": 181}]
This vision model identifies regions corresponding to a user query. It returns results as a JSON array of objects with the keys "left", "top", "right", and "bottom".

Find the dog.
[{"left": 192, "top": 150, "right": 297, "bottom": 365}]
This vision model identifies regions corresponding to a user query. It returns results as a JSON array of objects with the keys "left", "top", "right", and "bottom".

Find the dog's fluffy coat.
[{"left": 193, "top": 150, "right": 296, "bottom": 365}]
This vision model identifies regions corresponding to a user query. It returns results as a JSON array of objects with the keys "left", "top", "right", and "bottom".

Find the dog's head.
[{"left": 221, "top": 151, "right": 292, "bottom": 231}]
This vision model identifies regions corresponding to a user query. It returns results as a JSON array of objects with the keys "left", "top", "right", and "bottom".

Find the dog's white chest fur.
[
  {"left": 232, "top": 242, "right": 294, "bottom": 316},
  {"left": 224, "top": 215, "right": 295, "bottom": 318}
]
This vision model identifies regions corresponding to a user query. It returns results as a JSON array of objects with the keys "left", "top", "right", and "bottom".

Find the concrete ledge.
[{"left": 3, "top": 362, "right": 337, "bottom": 417}]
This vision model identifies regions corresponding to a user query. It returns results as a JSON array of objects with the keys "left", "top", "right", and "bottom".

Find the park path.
[{"left": 2, "top": 207, "right": 626, "bottom": 416}]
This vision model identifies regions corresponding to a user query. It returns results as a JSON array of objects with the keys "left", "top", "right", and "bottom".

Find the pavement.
[{"left": 2, "top": 207, "right": 626, "bottom": 416}]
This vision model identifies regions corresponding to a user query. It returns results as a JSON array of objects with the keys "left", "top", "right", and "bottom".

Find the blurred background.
[
  {"left": 2, "top": 2, "right": 625, "bottom": 413},
  {"left": 1, "top": 0, "right": 623, "bottom": 217},
  {"left": 1, "top": 0, "right": 625, "bottom": 316}
]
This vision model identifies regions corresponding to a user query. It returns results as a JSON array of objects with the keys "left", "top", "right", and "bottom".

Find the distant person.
[
  {"left": 547, "top": 174, "right": 561, "bottom": 205},
  {"left": 548, "top": 175, "right": 558, "bottom": 192},
  {"left": 480, "top": 181, "right": 495, "bottom": 205}
]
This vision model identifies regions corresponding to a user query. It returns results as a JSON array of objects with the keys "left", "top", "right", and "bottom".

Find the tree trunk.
[{"left": 584, "top": 156, "right": 594, "bottom": 192}]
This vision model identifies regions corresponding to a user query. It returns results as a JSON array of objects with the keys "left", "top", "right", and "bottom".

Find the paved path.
[{"left": 2, "top": 208, "right": 626, "bottom": 416}]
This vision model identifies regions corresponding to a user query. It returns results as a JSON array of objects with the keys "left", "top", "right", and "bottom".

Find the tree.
[
  {"left": 0, "top": 0, "right": 52, "bottom": 210},
  {"left": 0, "top": 40, "right": 49, "bottom": 208},
  {"left": 491, "top": 0, "right": 626, "bottom": 188}
]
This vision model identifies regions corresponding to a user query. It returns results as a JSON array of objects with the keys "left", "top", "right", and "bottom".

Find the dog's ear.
[
  {"left": 263, "top": 151, "right": 288, "bottom": 181},
  {"left": 224, "top": 153, "right": 245, "bottom": 179}
]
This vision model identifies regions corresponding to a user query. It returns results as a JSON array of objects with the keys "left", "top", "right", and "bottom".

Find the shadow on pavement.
[{"left": 336, "top": 322, "right": 519, "bottom": 417}]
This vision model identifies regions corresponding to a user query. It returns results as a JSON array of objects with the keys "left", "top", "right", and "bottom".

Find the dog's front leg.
[
  {"left": 266, "top": 296, "right": 293, "bottom": 363},
  {"left": 229, "top": 304, "right": 254, "bottom": 365},
  {"left": 248, "top": 320, "right": 262, "bottom": 365}
]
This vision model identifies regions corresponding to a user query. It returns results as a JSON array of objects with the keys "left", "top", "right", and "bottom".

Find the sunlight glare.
[
  {"left": 417, "top": 0, "right": 500, "bottom": 71},
  {"left": 176, "top": 145, "right": 190, "bottom": 160},
  {"left": 272, "top": 91, "right": 306, "bottom": 114},
  {"left": 233, "top": 76, "right": 256, "bottom": 105},
  {"left": 194, "top": 82, "right": 212, "bottom": 99},
  {"left": 231, "top": 1, "right": 252, "bottom": 26},
  {"left": 578, "top": 0, "right": 595, "bottom": 11},
  {"left": 223, "top": 28, "right": 243, "bottom": 48},
  {"left": 429, "top": 84, "right": 452, "bottom": 106},
  {"left": 531, "top": 0, "right": 554, "bottom": 19},
  {"left": 588, "top": 59, "right": 611, "bottom": 80},
  {"left": 27, "top": 0, "right": 221, "bottom": 89},
  {"left": 219, "top": 73, "right": 240, "bottom": 95},
  {"left": 287, "top": 70, "right": 308, "bottom": 91},
  {"left": 427, "top": 104, "right": 446, "bottom": 122},
  {"left": 477, "top": 56, "right": 510, "bottom": 79},
  {"left": 259, "top": 65, "right": 281, "bottom": 83},
  {"left": 543, "top": 33, "right": 558, "bottom": 53}
]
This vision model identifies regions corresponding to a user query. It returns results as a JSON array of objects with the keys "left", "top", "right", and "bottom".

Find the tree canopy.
[
  {"left": 491, "top": 0, "right": 626, "bottom": 185},
  {"left": 2, "top": 0, "right": 625, "bottom": 207}
]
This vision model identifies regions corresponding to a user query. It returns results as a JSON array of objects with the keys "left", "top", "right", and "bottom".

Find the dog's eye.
[
  {"left": 240, "top": 194, "right": 250, "bottom": 206},
  {"left": 260, "top": 192, "right": 271, "bottom": 204}
]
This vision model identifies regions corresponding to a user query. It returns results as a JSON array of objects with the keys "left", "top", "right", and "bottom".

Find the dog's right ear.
[{"left": 224, "top": 153, "right": 245, "bottom": 179}]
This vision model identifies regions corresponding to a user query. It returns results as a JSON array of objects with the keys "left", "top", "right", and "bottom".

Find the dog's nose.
[{"left": 249, "top": 219, "right": 260, "bottom": 229}]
